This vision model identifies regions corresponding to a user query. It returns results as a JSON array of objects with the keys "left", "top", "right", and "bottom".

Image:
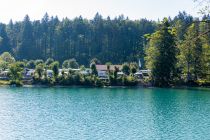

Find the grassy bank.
[{"left": 0, "top": 80, "right": 10, "bottom": 85}]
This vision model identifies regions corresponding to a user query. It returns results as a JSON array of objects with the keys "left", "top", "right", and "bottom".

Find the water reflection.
[{"left": 0, "top": 87, "right": 210, "bottom": 139}]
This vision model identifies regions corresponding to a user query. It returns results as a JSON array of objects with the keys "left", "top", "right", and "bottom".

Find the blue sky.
[{"left": 0, "top": 0, "right": 198, "bottom": 23}]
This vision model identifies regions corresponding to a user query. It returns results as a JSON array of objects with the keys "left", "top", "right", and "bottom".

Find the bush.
[
  {"left": 130, "top": 62, "right": 138, "bottom": 74},
  {"left": 72, "top": 73, "right": 82, "bottom": 85},
  {"left": 33, "top": 76, "right": 55, "bottom": 86},
  {"left": 83, "top": 76, "right": 95, "bottom": 86},
  {"left": 35, "top": 63, "right": 45, "bottom": 79},
  {"left": 62, "top": 59, "right": 79, "bottom": 69},
  {"left": 9, "top": 62, "right": 23, "bottom": 81},
  {"left": 9, "top": 80, "right": 23, "bottom": 86},
  {"left": 26, "top": 60, "right": 36, "bottom": 69},
  {"left": 50, "top": 61, "right": 59, "bottom": 79},
  {"left": 0, "top": 52, "right": 15, "bottom": 64},
  {"left": 90, "top": 62, "right": 98, "bottom": 76},
  {"left": 45, "top": 58, "right": 54, "bottom": 66},
  {"left": 123, "top": 76, "right": 138, "bottom": 86},
  {"left": 95, "top": 78, "right": 104, "bottom": 87},
  {"left": 109, "top": 75, "right": 117, "bottom": 86},
  {"left": 35, "top": 59, "right": 44, "bottom": 66},
  {"left": 90, "top": 58, "right": 101, "bottom": 64},
  {"left": 122, "top": 63, "right": 130, "bottom": 75}
]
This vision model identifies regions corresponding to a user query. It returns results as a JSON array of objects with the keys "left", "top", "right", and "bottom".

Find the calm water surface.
[{"left": 0, "top": 87, "right": 210, "bottom": 140}]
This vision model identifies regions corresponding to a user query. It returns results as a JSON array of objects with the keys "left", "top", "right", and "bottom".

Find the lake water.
[{"left": 0, "top": 87, "right": 210, "bottom": 139}]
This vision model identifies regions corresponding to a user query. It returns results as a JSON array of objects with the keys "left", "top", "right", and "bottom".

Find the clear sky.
[{"left": 0, "top": 0, "right": 199, "bottom": 23}]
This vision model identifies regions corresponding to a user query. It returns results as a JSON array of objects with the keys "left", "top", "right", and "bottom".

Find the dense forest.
[
  {"left": 0, "top": 12, "right": 207, "bottom": 66},
  {"left": 0, "top": 12, "right": 156, "bottom": 65}
]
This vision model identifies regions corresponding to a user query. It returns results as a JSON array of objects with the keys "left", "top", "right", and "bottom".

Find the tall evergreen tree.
[
  {"left": 17, "top": 15, "right": 33, "bottom": 59},
  {"left": 145, "top": 18, "right": 177, "bottom": 87},
  {"left": 0, "top": 23, "right": 11, "bottom": 53},
  {"left": 178, "top": 22, "right": 203, "bottom": 82}
]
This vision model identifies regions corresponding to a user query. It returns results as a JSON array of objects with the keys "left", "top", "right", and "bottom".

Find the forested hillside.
[
  {"left": 0, "top": 13, "right": 156, "bottom": 65},
  {"left": 0, "top": 11, "right": 209, "bottom": 86}
]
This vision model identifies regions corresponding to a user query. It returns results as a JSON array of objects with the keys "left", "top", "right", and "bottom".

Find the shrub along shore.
[
  {"left": 0, "top": 51, "right": 209, "bottom": 88},
  {"left": 0, "top": 52, "right": 146, "bottom": 87}
]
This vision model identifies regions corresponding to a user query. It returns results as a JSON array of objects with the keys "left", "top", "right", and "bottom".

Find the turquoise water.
[{"left": 0, "top": 87, "right": 210, "bottom": 139}]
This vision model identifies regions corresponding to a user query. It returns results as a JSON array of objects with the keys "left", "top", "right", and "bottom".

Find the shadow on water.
[
  {"left": 0, "top": 86, "right": 210, "bottom": 139},
  {"left": 146, "top": 88, "right": 210, "bottom": 139}
]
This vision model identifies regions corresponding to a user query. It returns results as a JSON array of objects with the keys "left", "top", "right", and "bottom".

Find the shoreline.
[
  {"left": 0, "top": 80, "right": 209, "bottom": 89},
  {"left": 0, "top": 83, "right": 209, "bottom": 90}
]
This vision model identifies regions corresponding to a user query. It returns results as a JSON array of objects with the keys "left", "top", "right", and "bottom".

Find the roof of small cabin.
[
  {"left": 117, "top": 72, "right": 124, "bottom": 75},
  {"left": 47, "top": 70, "right": 53, "bottom": 73},
  {"left": 140, "top": 70, "right": 151, "bottom": 73},
  {"left": 96, "top": 65, "right": 122, "bottom": 71}
]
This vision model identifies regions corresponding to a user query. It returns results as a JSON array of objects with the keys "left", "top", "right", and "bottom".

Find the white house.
[
  {"left": 117, "top": 71, "right": 124, "bottom": 77},
  {"left": 46, "top": 70, "right": 53, "bottom": 78},
  {"left": 23, "top": 69, "right": 35, "bottom": 80},
  {"left": 97, "top": 71, "right": 109, "bottom": 80},
  {"left": 0, "top": 70, "right": 9, "bottom": 80},
  {"left": 96, "top": 65, "right": 123, "bottom": 80},
  {"left": 96, "top": 65, "right": 122, "bottom": 72},
  {"left": 58, "top": 69, "right": 69, "bottom": 76},
  {"left": 134, "top": 70, "right": 151, "bottom": 79},
  {"left": 80, "top": 68, "right": 92, "bottom": 75}
]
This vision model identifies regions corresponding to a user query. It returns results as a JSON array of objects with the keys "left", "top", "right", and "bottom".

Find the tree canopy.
[
  {"left": 145, "top": 18, "right": 177, "bottom": 87},
  {"left": 1, "top": 13, "right": 156, "bottom": 65}
]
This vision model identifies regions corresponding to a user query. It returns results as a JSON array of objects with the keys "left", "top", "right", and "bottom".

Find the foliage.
[
  {"left": 17, "top": 61, "right": 25, "bottom": 68},
  {"left": 90, "top": 62, "right": 98, "bottom": 76},
  {"left": 26, "top": 60, "right": 36, "bottom": 69},
  {"left": 122, "top": 63, "right": 130, "bottom": 75},
  {"left": 0, "top": 52, "right": 15, "bottom": 70},
  {"left": 0, "top": 24, "right": 11, "bottom": 54},
  {"left": 105, "top": 62, "right": 112, "bottom": 75},
  {"left": 0, "top": 80, "right": 10, "bottom": 85},
  {"left": 68, "top": 59, "right": 79, "bottom": 69},
  {"left": 62, "top": 59, "right": 79, "bottom": 69},
  {"left": 50, "top": 61, "right": 59, "bottom": 79},
  {"left": 35, "top": 63, "right": 45, "bottom": 79},
  {"left": 35, "top": 59, "right": 44, "bottom": 66},
  {"left": 62, "top": 60, "right": 69, "bottom": 69},
  {"left": 80, "top": 65, "right": 86, "bottom": 70},
  {"left": 95, "top": 77, "right": 104, "bottom": 87},
  {"left": 82, "top": 76, "right": 95, "bottom": 86},
  {"left": 0, "top": 60, "right": 8, "bottom": 70},
  {"left": 113, "top": 66, "right": 119, "bottom": 80},
  {"left": 9, "top": 80, "right": 23, "bottom": 86},
  {"left": 45, "top": 58, "right": 54, "bottom": 66},
  {"left": 123, "top": 76, "right": 138, "bottom": 86},
  {"left": 130, "top": 62, "right": 139, "bottom": 74},
  {"left": 0, "top": 52, "right": 15, "bottom": 63},
  {"left": 0, "top": 13, "right": 157, "bottom": 64},
  {"left": 0, "top": 12, "right": 210, "bottom": 87},
  {"left": 145, "top": 18, "right": 177, "bottom": 87},
  {"left": 177, "top": 22, "right": 203, "bottom": 82},
  {"left": 8, "top": 62, "right": 23, "bottom": 82},
  {"left": 90, "top": 58, "right": 101, "bottom": 65}
]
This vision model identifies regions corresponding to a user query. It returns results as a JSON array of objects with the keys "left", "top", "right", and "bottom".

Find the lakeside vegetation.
[
  {"left": 0, "top": 11, "right": 209, "bottom": 87},
  {"left": 0, "top": 52, "right": 141, "bottom": 87},
  {"left": 145, "top": 17, "right": 210, "bottom": 87}
]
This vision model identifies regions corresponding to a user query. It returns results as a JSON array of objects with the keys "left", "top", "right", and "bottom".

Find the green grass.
[{"left": 0, "top": 80, "right": 10, "bottom": 85}]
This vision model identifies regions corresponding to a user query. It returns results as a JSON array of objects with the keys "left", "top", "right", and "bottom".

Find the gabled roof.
[{"left": 96, "top": 65, "right": 122, "bottom": 71}]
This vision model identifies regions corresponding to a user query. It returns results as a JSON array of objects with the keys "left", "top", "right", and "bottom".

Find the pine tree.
[
  {"left": 0, "top": 23, "right": 11, "bottom": 53},
  {"left": 17, "top": 15, "right": 33, "bottom": 59},
  {"left": 178, "top": 22, "right": 203, "bottom": 82},
  {"left": 145, "top": 18, "right": 177, "bottom": 87}
]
